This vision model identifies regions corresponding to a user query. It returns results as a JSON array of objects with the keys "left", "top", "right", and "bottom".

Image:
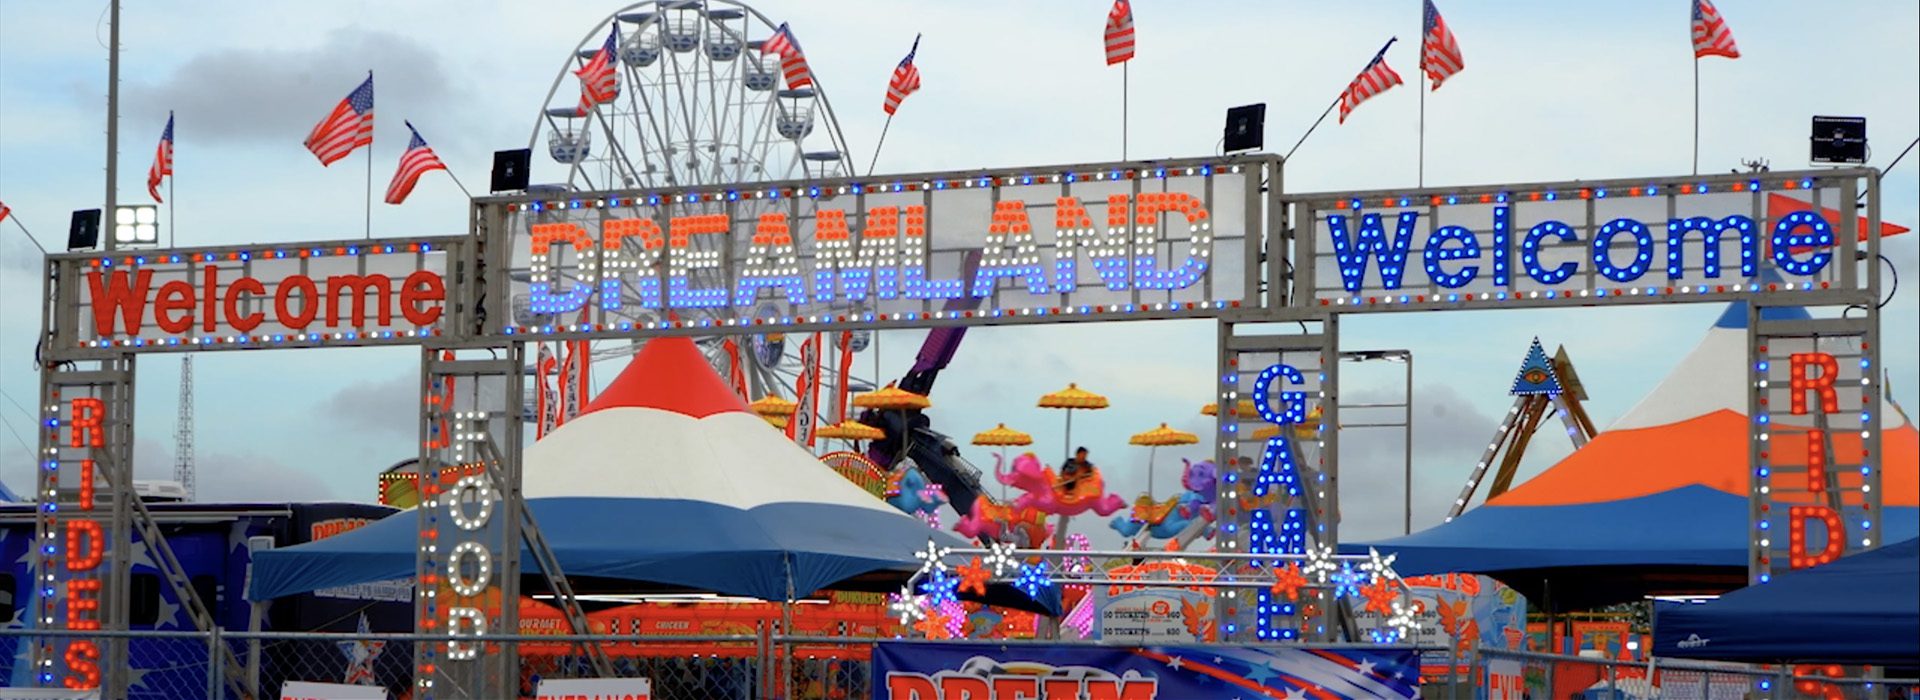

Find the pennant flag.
[
  {"left": 383, "top": 122, "right": 449, "bottom": 205},
  {"left": 1692, "top": 0, "right": 1740, "bottom": 59},
  {"left": 1421, "top": 1, "right": 1464, "bottom": 89},
  {"left": 147, "top": 112, "right": 174, "bottom": 203},
  {"left": 0, "top": 200, "right": 10, "bottom": 224},
  {"left": 536, "top": 343, "right": 559, "bottom": 439},
  {"left": 304, "top": 74, "right": 374, "bottom": 166},
  {"left": 1104, "top": 0, "right": 1136, "bottom": 65},
  {"left": 575, "top": 26, "right": 621, "bottom": 115},
  {"left": 761, "top": 22, "right": 813, "bottom": 88},
  {"left": 883, "top": 35, "right": 922, "bottom": 115},
  {"left": 1338, "top": 39, "right": 1403, "bottom": 124}
]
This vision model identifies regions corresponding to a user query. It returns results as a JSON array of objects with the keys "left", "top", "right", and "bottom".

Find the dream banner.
[{"left": 872, "top": 641, "right": 1420, "bottom": 699}]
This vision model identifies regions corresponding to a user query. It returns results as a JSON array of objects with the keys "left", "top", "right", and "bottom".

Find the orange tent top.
[{"left": 1492, "top": 409, "right": 1918, "bottom": 508}]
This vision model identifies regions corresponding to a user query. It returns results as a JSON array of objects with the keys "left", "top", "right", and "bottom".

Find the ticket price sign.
[
  {"left": 478, "top": 157, "right": 1268, "bottom": 341},
  {"left": 534, "top": 678, "right": 651, "bottom": 700}
]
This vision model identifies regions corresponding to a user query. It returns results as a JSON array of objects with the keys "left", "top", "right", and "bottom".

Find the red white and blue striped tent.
[{"left": 249, "top": 337, "right": 975, "bottom": 603}]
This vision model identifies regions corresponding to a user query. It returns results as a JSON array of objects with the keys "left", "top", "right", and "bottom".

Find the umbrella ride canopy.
[
  {"left": 1039, "top": 383, "right": 1109, "bottom": 410},
  {"left": 816, "top": 420, "right": 885, "bottom": 441},
  {"left": 854, "top": 382, "right": 932, "bottom": 410},
  {"left": 972, "top": 424, "right": 1034, "bottom": 447},
  {"left": 1129, "top": 423, "right": 1199, "bottom": 446}
]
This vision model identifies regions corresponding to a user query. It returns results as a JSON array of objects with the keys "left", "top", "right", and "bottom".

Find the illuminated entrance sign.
[
  {"left": 1290, "top": 171, "right": 1874, "bottom": 310},
  {"left": 481, "top": 157, "right": 1268, "bottom": 338},
  {"left": 52, "top": 238, "right": 455, "bottom": 352}
]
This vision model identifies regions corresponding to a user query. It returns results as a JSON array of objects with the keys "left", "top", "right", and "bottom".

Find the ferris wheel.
[
  {"left": 521, "top": 1, "right": 873, "bottom": 431},
  {"left": 527, "top": 0, "right": 856, "bottom": 191}
]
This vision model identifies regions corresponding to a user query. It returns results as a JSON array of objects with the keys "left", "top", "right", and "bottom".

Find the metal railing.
[{"left": 4, "top": 628, "right": 1913, "bottom": 699}]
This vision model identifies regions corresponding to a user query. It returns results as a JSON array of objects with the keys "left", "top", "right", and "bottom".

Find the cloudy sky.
[{"left": 0, "top": 1, "right": 1914, "bottom": 546}]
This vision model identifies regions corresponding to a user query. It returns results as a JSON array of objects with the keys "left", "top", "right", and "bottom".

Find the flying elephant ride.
[
  {"left": 1109, "top": 459, "right": 1218, "bottom": 550},
  {"left": 884, "top": 459, "right": 949, "bottom": 527},
  {"left": 955, "top": 453, "right": 1127, "bottom": 547}
]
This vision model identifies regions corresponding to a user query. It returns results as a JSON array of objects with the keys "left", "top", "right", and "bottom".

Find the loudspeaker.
[
  {"left": 1809, "top": 116, "right": 1866, "bottom": 165},
  {"left": 1223, "top": 103, "right": 1267, "bottom": 153},
  {"left": 491, "top": 149, "right": 533, "bottom": 193},
  {"left": 67, "top": 209, "right": 101, "bottom": 251}
]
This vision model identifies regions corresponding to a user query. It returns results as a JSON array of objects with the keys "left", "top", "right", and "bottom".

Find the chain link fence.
[{"left": 1476, "top": 648, "right": 1918, "bottom": 699}]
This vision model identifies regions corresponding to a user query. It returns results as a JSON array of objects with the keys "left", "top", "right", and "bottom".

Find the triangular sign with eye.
[{"left": 1509, "top": 338, "right": 1563, "bottom": 396}]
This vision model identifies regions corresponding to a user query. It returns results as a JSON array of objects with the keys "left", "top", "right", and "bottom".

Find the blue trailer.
[{"left": 0, "top": 501, "right": 414, "bottom": 698}]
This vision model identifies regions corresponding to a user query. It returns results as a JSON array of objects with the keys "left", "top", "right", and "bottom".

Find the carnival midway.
[{"left": 0, "top": 1, "right": 1915, "bottom": 699}]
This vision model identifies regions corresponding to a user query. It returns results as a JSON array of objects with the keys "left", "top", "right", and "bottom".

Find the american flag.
[
  {"left": 1339, "top": 40, "right": 1403, "bottom": 124},
  {"left": 382, "top": 122, "right": 448, "bottom": 205},
  {"left": 1692, "top": 0, "right": 1740, "bottom": 59},
  {"left": 761, "top": 23, "right": 813, "bottom": 88},
  {"left": 1104, "top": 0, "right": 1135, "bottom": 65},
  {"left": 575, "top": 26, "right": 621, "bottom": 115},
  {"left": 1421, "top": 1, "right": 1463, "bottom": 89},
  {"left": 883, "top": 35, "right": 922, "bottom": 115},
  {"left": 303, "top": 74, "right": 374, "bottom": 166},
  {"left": 147, "top": 112, "right": 174, "bottom": 203}
]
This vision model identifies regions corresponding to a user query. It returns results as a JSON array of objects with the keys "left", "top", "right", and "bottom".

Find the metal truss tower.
[{"left": 174, "top": 355, "right": 194, "bottom": 499}]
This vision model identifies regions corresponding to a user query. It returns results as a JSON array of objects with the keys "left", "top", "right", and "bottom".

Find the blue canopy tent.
[
  {"left": 249, "top": 337, "right": 1058, "bottom": 613},
  {"left": 1652, "top": 538, "right": 1920, "bottom": 666},
  {"left": 1348, "top": 486, "right": 1918, "bottom": 611}
]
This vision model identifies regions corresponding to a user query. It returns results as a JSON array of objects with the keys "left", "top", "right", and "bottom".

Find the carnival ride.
[{"left": 1109, "top": 458, "right": 1218, "bottom": 549}]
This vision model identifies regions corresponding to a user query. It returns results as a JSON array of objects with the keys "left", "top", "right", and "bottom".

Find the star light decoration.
[
  {"left": 1302, "top": 544, "right": 1338, "bottom": 582},
  {"left": 937, "top": 599, "right": 969, "bottom": 637},
  {"left": 1269, "top": 561, "right": 1309, "bottom": 601},
  {"left": 919, "top": 569, "right": 961, "bottom": 606},
  {"left": 983, "top": 540, "right": 1022, "bottom": 575},
  {"left": 1062, "top": 533, "right": 1094, "bottom": 573},
  {"left": 1015, "top": 560, "right": 1055, "bottom": 598},
  {"left": 889, "top": 590, "right": 928, "bottom": 624},
  {"left": 1363, "top": 548, "right": 1400, "bottom": 582},
  {"left": 956, "top": 557, "right": 992, "bottom": 596},
  {"left": 1359, "top": 576, "right": 1399, "bottom": 616},
  {"left": 1330, "top": 561, "right": 1365, "bottom": 599},
  {"left": 914, "top": 540, "right": 952, "bottom": 575}
]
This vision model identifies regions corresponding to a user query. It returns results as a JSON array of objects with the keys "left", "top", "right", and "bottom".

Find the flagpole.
[
  {"left": 168, "top": 168, "right": 175, "bottom": 248},
  {"left": 1691, "top": 56, "right": 1700, "bottom": 175},
  {"left": 8, "top": 216, "right": 48, "bottom": 255},
  {"left": 363, "top": 143, "right": 373, "bottom": 239},
  {"left": 1284, "top": 95, "right": 1342, "bottom": 162},
  {"left": 443, "top": 169, "right": 475, "bottom": 199},
  {"left": 867, "top": 113, "right": 895, "bottom": 177},
  {"left": 1122, "top": 61, "right": 1129, "bottom": 160},
  {"left": 1418, "top": 64, "right": 1426, "bottom": 187}
]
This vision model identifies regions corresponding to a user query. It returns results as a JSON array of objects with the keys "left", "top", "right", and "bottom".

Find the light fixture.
[{"left": 112, "top": 204, "right": 160, "bottom": 247}]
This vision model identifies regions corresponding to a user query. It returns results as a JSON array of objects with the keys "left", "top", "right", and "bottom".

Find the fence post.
[
  {"left": 208, "top": 627, "right": 223, "bottom": 700},
  {"left": 1605, "top": 659, "right": 1616, "bottom": 692}
]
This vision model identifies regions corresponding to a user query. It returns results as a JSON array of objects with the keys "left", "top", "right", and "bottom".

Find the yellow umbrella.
[
  {"left": 816, "top": 419, "right": 885, "bottom": 442},
  {"left": 748, "top": 394, "right": 798, "bottom": 417},
  {"left": 972, "top": 423, "right": 1035, "bottom": 500},
  {"left": 1200, "top": 399, "right": 1259, "bottom": 417},
  {"left": 971, "top": 423, "right": 1034, "bottom": 447},
  {"left": 1038, "top": 383, "right": 1109, "bottom": 548},
  {"left": 1129, "top": 423, "right": 1199, "bottom": 499},
  {"left": 853, "top": 382, "right": 932, "bottom": 410}
]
